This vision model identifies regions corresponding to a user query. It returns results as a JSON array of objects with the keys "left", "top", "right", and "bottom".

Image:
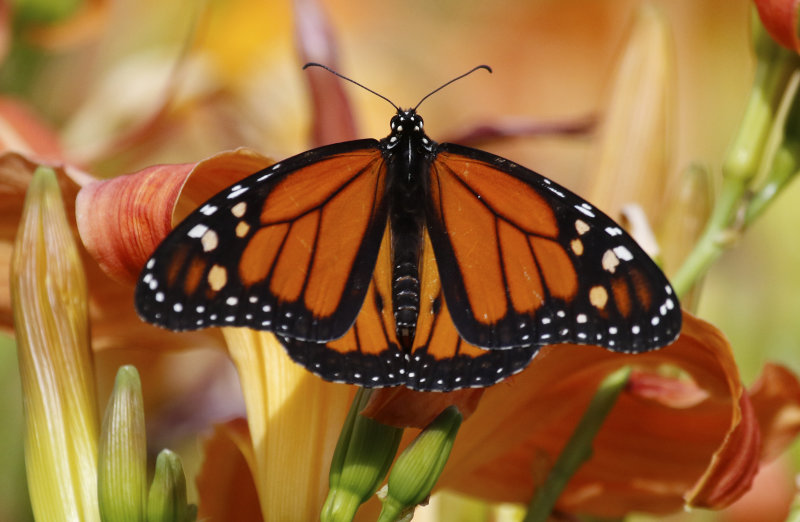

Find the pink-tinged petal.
[
  {"left": 76, "top": 163, "right": 194, "bottom": 284},
  {"left": 76, "top": 148, "right": 273, "bottom": 284},
  {"left": 434, "top": 311, "right": 771, "bottom": 516},
  {"left": 0, "top": 98, "right": 64, "bottom": 162},
  {"left": 362, "top": 387, "right": 484, "bottom": 428},
  {"left": 754, "top": 0, "right": 800, "bottom": 52},
  {"left": 197, "top": 418, "right": 263, "bottom": 522},
  {"left": 627, "top": 370, "right": 709, "bottom": 409},
  {"left": 721, "top": 457, "right": 796, "bottom": 522},
  {"left": 293, "top": 0, "right": 358, "bottom": 145}
]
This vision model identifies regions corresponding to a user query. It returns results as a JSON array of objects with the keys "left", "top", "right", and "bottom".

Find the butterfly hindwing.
[
  {"left": 408, "top": 230, "right": 537, "bottom": 390},
  {"left": 278, "top": 223, "right": 407, "bottom": 386},
  {"left": 135, "top": 140, "right": 389, "bottom": 342},
  {"left": 280, "top": 226, "right": 537, "bottom": 391},
  {"left": 426, "top": 143, "right": 681, "bottom": 352}
]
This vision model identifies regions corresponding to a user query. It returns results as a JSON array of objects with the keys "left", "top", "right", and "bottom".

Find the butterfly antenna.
[
  {"left": 303, "top": 62, "right": 400, "bottom": 111},
  {"left": 413, "top": 65, "right": 492, "bottom": 111}
]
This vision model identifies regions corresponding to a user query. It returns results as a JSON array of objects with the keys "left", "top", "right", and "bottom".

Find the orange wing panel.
[
  {"left": 432, "top": 157, "right": 507, "bottom": 324},
  {"left": 435, "top": 152, "right": 558, "bottom": 237},
  {"left": 239, "top": 223, "right": 289, "bottom": 285},
  {"left": 269, "top": 210, "right": 318, "bottom": 302},
  {"left": 304, "top": 163, "right": 386, "bottom": 317},
  {"left": 261, "top": 152, "right": 381, "bottom": 224},
  {"left": 529, "top": 237, "right": 577, "bottom": 300}
]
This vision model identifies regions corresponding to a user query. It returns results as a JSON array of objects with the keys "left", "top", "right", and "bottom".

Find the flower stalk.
[
  {"left": 672, "top": 9, "right": 800, "bottom": 296},
  {"left": 523, "top": 366, "right": 632, "bottom": 522}
]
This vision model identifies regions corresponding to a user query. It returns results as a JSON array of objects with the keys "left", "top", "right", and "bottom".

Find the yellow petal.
[
  {"left": 11, "top": 166, "right": 100, "bottom": 522},
  {"left": 587, "top": 4, "right": 675, "bottom": 227},
  {"left": 224, "top": 328, "right": 354, "bottom": 519}
]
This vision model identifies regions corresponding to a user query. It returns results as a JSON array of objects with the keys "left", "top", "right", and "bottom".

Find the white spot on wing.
[
  {"left": 227, "top": 186, "right": 249, "bottom": 199},
  {"left": 200, "top": 205, "right": 218, "bottom": 216},
  {"left": 188, "top": 224, "right": 208, "bottom": 238},
  {"left": 613, "top": 246, "right": 634, "bottom": 261},
  {"left": 575, "top": 204, "right": 595, "bottom": 217}
]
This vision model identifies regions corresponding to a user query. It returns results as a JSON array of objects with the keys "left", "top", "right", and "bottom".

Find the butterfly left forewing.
[
  {"left": 135, "top": 141, "right": 388, "bottom": 342},
  {"left": 426, "top": 143, "right": 681, "bottom": 353}
]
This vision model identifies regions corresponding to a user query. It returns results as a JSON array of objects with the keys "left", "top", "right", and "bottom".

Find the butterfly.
[{"left": 135, "top": 63, "right": 681, "bottom": 391}]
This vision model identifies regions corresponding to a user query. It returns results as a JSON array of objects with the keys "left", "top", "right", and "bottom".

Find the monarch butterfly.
[{"left": 135, "top": 63, "right": 681, "bottom": 391}]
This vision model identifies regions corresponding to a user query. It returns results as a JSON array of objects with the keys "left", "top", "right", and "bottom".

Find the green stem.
[
  {"left": 523, "top": 366, "right": 632, "bottom": 522},
  {"left": 671, "top": 48, "right": 798, "bottom": 297}
]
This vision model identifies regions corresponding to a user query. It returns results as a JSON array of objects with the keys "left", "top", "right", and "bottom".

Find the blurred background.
[{"left": 3, "top": 0, "right": 795, "bottom": 520}]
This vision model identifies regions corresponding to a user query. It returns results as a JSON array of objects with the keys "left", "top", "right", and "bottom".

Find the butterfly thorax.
[{"left": 381, "top": 109, "right": 437, "bottom": 350}]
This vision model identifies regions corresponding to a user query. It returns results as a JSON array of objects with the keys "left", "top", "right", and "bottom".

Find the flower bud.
[
  {"left": 98, "top": 365, "right": 147, "bottom": 521},
  {"left": 378, "top": 406, "right": 462, "bottom": 522},
  {"left": 147, "top": 449, "right": 196, "bottom": 522},
  {"left": 322, "top": 389, "right": 403, "bottom": 522},
  {"left": 12, "top": 166, "right": 100, "bottom": 521}
]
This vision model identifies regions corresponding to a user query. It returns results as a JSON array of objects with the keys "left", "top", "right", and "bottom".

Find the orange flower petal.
[
  {"left": 687, "top": 392, "right": 760, "bottom": 508},
  {"left": 76, "top": 148, "right": 274, "bottom": 284},
  {"left": 197, "top": 418, "right": 263, "bottom": 522},
  {"left": 434, "top": 311, "right": 769, "bottom": 516},
  {"left": 748, "top": 363, "right": 800, "bottom": 462},
  {"left": 362, "top": 387, "right": 484, "bottom": 428},
  {"left": 76, "top": 163, "right": 194, "bottom": 284}
]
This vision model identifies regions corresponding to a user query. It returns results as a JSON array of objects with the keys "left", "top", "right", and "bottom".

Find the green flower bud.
[
  {"left": 321, "top": 389, "right": 403, "bottom": 522},
  {"left": 147, "top": 450, "right": 196, "bottom": 522},
  {"left": 378, "top": 406, "right": 462, "bottom": 522},
  {"left": 98, "top": 365, "right": 147, "bottom": 521}
]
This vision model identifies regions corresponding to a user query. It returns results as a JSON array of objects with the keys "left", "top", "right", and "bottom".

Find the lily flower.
[{"left": 5, "top": 1, "right": 800, "bottom": 521}]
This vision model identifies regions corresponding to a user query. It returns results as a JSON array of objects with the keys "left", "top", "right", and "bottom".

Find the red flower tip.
[{"left": 753, "top": 0, "right": 800, "bottom": 52}]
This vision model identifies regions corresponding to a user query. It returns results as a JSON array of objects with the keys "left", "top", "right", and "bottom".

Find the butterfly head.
[
  {"left": 385, "top": 109, "right": 436, "bottom": 153},
  {"left": 390, "top": 109, "right": 424, "bottom": 134}
]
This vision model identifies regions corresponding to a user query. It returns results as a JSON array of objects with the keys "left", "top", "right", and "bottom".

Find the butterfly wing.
[
  {"left": 280, "top": 224, "right": 536, "bottom": 391},
  {"left": 135, "top": 140, "right": 388, "bottom": 342},
  {"left": 407, "top": 230, "right": 537, "bottom": 391},
  {"left": 278, "top": 223, "right": 406, "bottom": 386},
  {"left": 426, "top": 143, "right": 681, "bottom": 352}
]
